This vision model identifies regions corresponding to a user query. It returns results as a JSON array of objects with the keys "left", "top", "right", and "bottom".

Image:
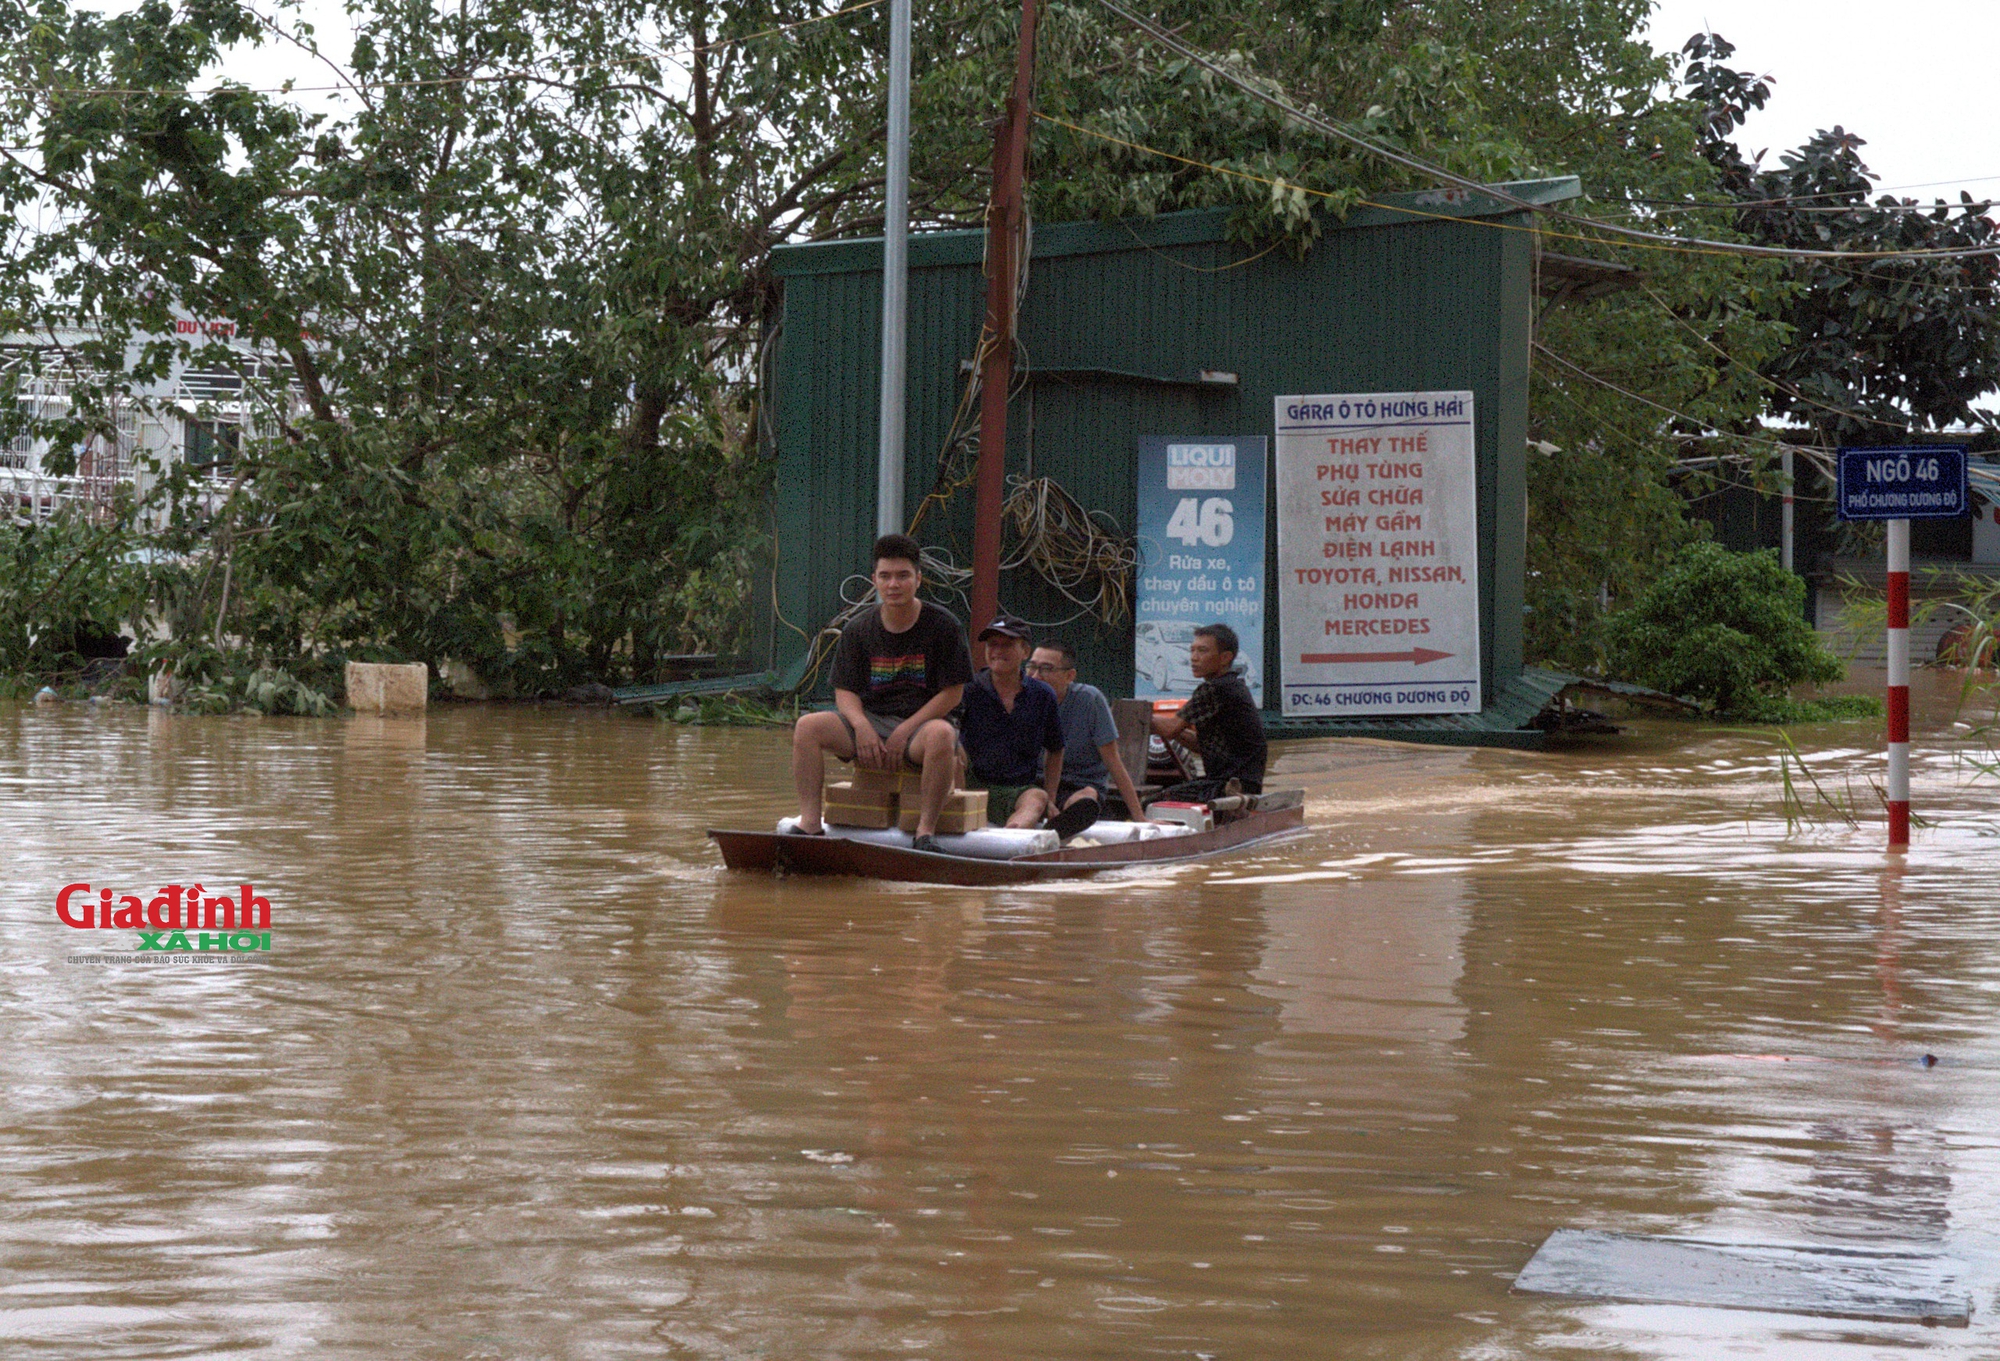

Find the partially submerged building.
[
  {"left": 2, "top": 318, "right": 267, "bottom": 523},
  {"left": 1691, "top": 446, "right": 2000, "bottom": 663},
  {"left": 758, "top": 177, "right": 1638, "bottom": 746}
]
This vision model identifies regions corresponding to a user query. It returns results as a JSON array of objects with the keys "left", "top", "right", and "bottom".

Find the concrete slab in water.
[{"left": 1514, "top": 1229, "right": 1970, "bottom": 1327}]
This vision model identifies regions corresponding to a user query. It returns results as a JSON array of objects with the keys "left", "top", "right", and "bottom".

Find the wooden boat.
[{"left": 708, "top": 792, "right": 1307, "bottom": 886}]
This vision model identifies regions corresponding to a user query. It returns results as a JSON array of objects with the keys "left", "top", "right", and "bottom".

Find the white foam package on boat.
[
  {"left": 932, "top": 826, "right": 1060, "bottom": 858},
  {"left": 1083, "top": 820, "right": 1193, "bottom": 844},
  {"left": 776, "top": 819, "right": 1059, "bottom": 860},
  {"left": 777, "top": 818, "right": 907, "bottom": 849}
]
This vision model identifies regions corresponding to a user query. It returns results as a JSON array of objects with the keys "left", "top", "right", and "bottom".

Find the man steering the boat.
[
  {"left": 1151, "top": 622, "right": 1267, "bottom": 800},
  {"left": 790, "top": 533, "right": 973, "bottom": 846}
]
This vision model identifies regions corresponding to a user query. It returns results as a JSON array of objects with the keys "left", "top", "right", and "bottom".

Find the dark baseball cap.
[{"left": 977, "top": 612, "right": 1031, "bottom": 642}]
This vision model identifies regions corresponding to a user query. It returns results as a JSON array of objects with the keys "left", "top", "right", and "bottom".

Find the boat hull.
[{"left": 708, "top": 804, "right": 1306, "bottom": 886}]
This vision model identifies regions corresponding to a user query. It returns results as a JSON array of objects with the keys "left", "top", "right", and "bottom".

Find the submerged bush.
[
  {"left": 0, "top": 509, "right": 145, "bottom": 683},
  {"left": 142, "top": 640, "right": 339, "bottom": 717},
  {"left": 1604, "top": 542, "right": 1843, "bottom": 717},
  {"left": 1734, "top": 693, "right": 1882, "bottom": 724}
]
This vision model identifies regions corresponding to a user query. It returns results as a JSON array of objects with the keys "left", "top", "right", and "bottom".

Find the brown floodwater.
[{"left": 5, "top": 673, "right": 2000, "bottom": 1358}]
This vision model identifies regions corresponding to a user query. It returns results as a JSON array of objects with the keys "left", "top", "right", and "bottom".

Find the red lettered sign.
[{"left": 1274, "top": 392, "right": 1481, "bottom": 717}]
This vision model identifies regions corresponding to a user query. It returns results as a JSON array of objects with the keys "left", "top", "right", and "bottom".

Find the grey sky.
[
  {"left": 213, "top": 0, "right": 2000, "bottom": 207},
  {"left": 1644, "top": 1, "right": 2000, "bottom": 200}
]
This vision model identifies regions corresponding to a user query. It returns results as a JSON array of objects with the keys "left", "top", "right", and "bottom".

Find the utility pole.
[
  {"left": 1780, "top": 447, "right": 1794, "bottom": 574},
  {"left": 875, "top": 0, "right": 912, "bottom": 535},
  {"left": 969, "top": 0, "right": 1040, "bottom": 634}
]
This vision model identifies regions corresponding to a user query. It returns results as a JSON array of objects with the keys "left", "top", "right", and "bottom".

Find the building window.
[
  {"left": 3, "top": 403, "right": 32, "bottom": 469},
  {"left": 184, "top": 419, "right": 238, "bottom": 471}
]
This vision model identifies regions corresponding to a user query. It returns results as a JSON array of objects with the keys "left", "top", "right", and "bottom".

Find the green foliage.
[
  {"left": 1735, "top": 693, "right": 1881, "bottom": 725},
  {"left": 1483, "top": 20, "right": 1791, "bottom": 666},
  {"left": 658, "top": 692, "right": 796, "bottom": 726},
  {"left": 1522, "top": 29, "right": 2000, "bottom": 667},
  {"left": 0, "top": 508, "right": 146, "bottom": 680},
  {"left": 153, "top": 640, "right": 337, "bottom": 716},
  {"left": 1, "top": 0, "right": 803, "bottom": 693},
  {"left": 1603, "top": 543, "right": 1843, "bottom": 715},
  {"left": 1685, "top": 33, "right": 2000, "bottom": 443},
  {"left": 3, "top": 0, "right": 1981, "bottom": 699}
]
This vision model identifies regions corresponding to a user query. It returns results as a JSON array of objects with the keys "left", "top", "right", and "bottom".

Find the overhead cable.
[
  {"left": 1085, "top": 0, "right": 2000, "bottom": 264},
  {"left": 1040, "top": 110, "right": 2000, "bottom": 283},
  {"left": 1635, "top": 284, "right": 1912, "bottom": 434},
  {"left": 1532, "top": 341, "right": 1829, "bottom": 463}
]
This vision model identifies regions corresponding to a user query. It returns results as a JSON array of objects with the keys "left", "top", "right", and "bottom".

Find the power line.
[
  {"left": 1533, "top": 339, "right": 1830, "bottom": 463},
  {"left": 1037, "top": 113, "right": 2000, "bottom": 309},
  {"left": 1635, "top": 283, "right": 1912, "bottom": 433},
  {"left": 1038, "top": 110, "right": 2000, "bottom": 282},
  {"left": 1624, "top": 200, "right": 1995, "bottom": 217},
  {"left": 1626, "top": 172, "right": 2000, "bottom": 210},
  {"left": 1084, "top": 0, "right": 2000, "bottom": 265}
]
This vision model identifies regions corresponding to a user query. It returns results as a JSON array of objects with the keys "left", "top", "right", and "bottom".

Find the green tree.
[
  {"left": 4, "top": 0, "right": 1928, "bottom": 701},
  {"left": 0, "top": 507, "right": 145, "bottom": 681},
  {"left": 1603, "top": 541, "right": 1841, "bottom": 715},
  {"left": 1, "top": 0, "right": 903, "bottom": 690},
  {"left": 1684, "top": 32, "right": 2000, "bottom": 444}
]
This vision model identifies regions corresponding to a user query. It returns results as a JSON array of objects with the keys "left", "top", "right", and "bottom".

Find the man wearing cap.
[{"left": 957, "top": 613, "right": 1067, "bottom": 830}]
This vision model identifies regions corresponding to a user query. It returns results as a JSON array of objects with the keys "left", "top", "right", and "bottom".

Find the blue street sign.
[{"left": 1836, "top": 446, "right": 1968, "bottom": 521}]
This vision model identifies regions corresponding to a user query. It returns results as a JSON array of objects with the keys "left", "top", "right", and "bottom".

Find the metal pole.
[
  {"left": 970, "top": 0, "right": 1040, "bottom": 634},
  {"left": 970, "top": 115, "right": 1016, "bottom": 636},
  {"left": 1886, "top": 516, "right": 1910, "bottom": 847},
  {"left": 1780, "top": 447, "right": 1794, "bottom": 574},
  {"left": 874, "top": 0, "right": 912, "bottom": 536}
]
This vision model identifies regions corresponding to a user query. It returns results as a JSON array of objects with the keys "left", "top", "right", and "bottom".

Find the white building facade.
[{"left": 3, "top": 318, "right": 280, "bottom": 524}]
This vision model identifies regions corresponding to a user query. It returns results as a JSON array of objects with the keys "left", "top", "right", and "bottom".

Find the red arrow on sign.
[{"left": 1299, "top": 647, "right": 1455, "bottom": 665}]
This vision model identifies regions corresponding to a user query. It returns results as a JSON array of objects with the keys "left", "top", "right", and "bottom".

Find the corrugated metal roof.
[
  {"left": 1262, "top": 668, "right": 1692, "bottom": 748},
  {"left": 770, "top": 179, "right": 1582, "bottom": 276},
  {"left": 1264, "top": 667, "right": 1569, "bottom": 748}
]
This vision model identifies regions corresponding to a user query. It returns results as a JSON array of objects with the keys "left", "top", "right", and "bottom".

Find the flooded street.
[{"left": 6, "top": 677, "right": 2000, "bottom": 1359}]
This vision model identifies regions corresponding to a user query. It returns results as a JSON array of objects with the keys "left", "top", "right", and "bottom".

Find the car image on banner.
[{"left": 1134, "top": 619, "right": 1260, "bottom": 696}]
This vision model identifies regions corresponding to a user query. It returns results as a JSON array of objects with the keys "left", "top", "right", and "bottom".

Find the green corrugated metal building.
[{"left": 764, "top": 177, "right": 1582, "bottom": 745}]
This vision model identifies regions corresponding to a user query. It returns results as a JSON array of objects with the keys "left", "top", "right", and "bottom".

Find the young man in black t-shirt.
[
  {"left": 1151, "top": 623, "right": 1267, "bottom": 798},
  {"left": 791, "top": 534, "right": 974, "bottom": 845}
]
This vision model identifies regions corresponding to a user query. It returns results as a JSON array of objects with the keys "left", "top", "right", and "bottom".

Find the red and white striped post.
[{"left": 1885, "top": 517, "right": 1910, "bottom": 847}]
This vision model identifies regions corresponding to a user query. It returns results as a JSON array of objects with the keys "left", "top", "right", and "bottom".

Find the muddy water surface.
[{"left": 5, "top": 676, "right": 2000, "bottom": 1358}]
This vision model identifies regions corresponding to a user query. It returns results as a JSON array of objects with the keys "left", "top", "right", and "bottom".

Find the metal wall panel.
[{"left": 767, "top": 183, "right": 1556, "bottom": 711}]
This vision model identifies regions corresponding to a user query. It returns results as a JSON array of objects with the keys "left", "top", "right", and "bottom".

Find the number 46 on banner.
[{"left": 1165, "top": 497, "right": 1234, "bottom": 547}]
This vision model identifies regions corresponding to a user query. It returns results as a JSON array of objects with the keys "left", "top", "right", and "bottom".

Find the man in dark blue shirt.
[{"left": 958, "top": 614, "right": 1065, "bottom": 828}]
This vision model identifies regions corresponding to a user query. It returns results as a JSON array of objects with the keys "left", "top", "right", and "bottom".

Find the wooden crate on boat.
[
  {"left": 897, "top": 788, "right": 988, "bottom": 834},
  {"left": 849, "top": 766, "right": 904, "bottom": 795},
  {"left": 824, "top": 781, "right": 897, "bottom": 829},
  {"left": 848, "top": 767, "right": 938, "bottom": 805}
]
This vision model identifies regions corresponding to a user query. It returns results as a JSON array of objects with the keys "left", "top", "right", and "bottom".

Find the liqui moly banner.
[
  {"left": 1273, "top": 392, "right": 1481, "bottom": 718},
  {"left": 1134, "top": 436, "right": 1267, "bottom": 705}
]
